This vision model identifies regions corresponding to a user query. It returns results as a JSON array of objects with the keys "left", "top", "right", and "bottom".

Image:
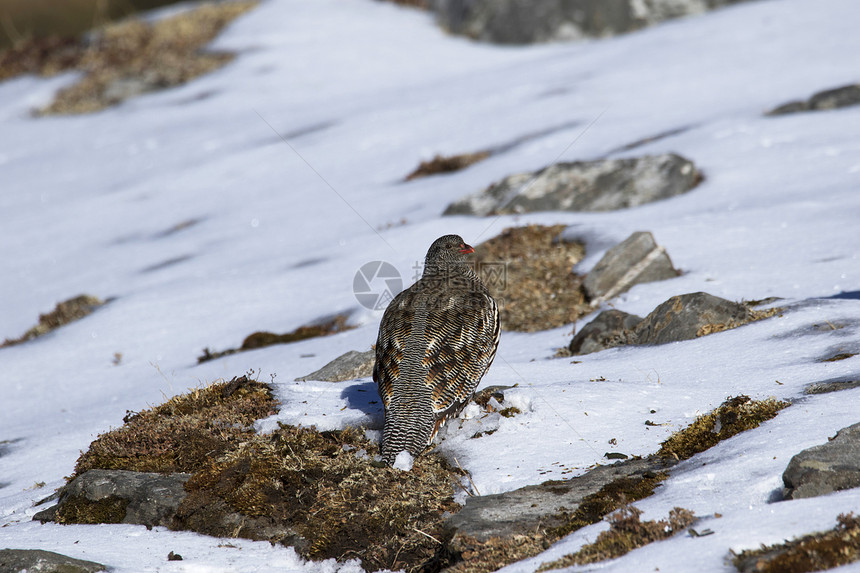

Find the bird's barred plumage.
[{"left": 373, "top": 235, "right": 500, "bottom": 466}]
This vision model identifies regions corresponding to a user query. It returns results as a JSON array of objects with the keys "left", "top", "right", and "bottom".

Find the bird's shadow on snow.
[{"left": 341, "top": 380, "right": 385, "bottom": 426}]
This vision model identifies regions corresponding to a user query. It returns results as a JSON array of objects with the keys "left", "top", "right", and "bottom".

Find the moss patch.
[
  {"left": 658, "top": 395, "right": 790, "bottom": 461},
  {"left": 199, "top": 314, "right": 355, "bottom": 363},
  {"left": 0, "top": 1, "right": 257, "bottom": 114},
  {"left": 74, "top": 375, "right": 277, "bottom": 476},
  {"left": 54, "top": 494, "right": 128, "bottom": 525},
  {"left": 405, "top": 151, "right": 491, "bottom": 181},
  {"left": 174, "top": 425, "right": 464, "bottom": 571},
  {"left": 540, "top": 506, "right": 695, "bottom": 569},
  {"left": 2, "top": 294, "right": 105, "bottom": 347},
  {"left": 474, "top": 224, "right": 588, "bottom": 332},
  {"left": 733, "top": 513, "right": 860, "bottom": 573}
]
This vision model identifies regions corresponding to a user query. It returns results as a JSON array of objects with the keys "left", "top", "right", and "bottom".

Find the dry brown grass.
[
  {"left": 658, "top": 395, "right": 790, "bottom": 461},
  {"left": 733, "top": 513, "right": 860, "bottom": 573},
  {"left": 540, "top": 506, "right": 695, "bottom": 569},
  {"left": 74, "top": 374, "right": 277, "bottom": 475},
  {"left": 1, "top": 294, "right": 105, "bottom": 347},
  {"left": 405, "top": 151, "right": 491, "bottom": 181},
  {"left": 474, "top": 224, "right": 588, "bottom": 332},
  {"left": 0, "top": 0, "right": 257, "bottom": 114},
  {"left": 696, "top": 306, "right": 782, "bottom": 337}
]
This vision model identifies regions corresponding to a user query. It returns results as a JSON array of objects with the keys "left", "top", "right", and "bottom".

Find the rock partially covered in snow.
[
  {"left": 0, "top": 549, "right": 107, "bottom": 573},
  {"left": 768, "top": 84, "right": 860, "bottom": 116},
  {"left": 295, "top": 349, "right": 375, "bottom": 382},
  {"left": 432, "top": 0, "right": 757, "bottom": 45},
  {"left": 392, "top": 451, "right": 415, "bottom": 471},
  {"left": 633, "top": 292, "right": 754, "bottom": 345},
  {"left": 782, "top": 422, "right": 860, "bottom": 500},
  {"left": 583, "top": 231, "right": 679, "bottom": 304},
  {"left": 443, "top": 154, "right": 700, "bottom": 216}
]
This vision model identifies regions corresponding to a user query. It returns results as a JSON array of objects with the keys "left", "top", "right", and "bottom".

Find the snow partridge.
[{"left": 373, "top": 235, "right": 500, "bottom": 466}]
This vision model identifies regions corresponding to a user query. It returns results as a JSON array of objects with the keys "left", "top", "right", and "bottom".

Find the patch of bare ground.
[
  {"left": 733, "top": 513, "right": 860, "bottom": 573},
  {"left": 405, "top": 151, "right": 491, "bottom": 181},
  {"left": 1, "top": 294, "right": 105, "bottom": 347},
  {"left": 474, "top": 224, "right": 589, "bottom": 332},
  {"left": 0, "top": 1, "right": 257, "bottom": 114},
  {"left": 198, "top": 313, "right": 355, "bottom": 363}
]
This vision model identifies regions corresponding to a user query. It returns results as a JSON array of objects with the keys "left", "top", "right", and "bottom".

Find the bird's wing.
[
  {"left": 424, "top": 289, "right": 500, "bottom": 418},
  {"left": 373, "top": 288, "right": 414, "bottom": 408}
]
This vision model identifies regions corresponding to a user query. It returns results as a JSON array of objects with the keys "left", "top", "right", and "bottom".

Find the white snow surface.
[{"left": 2, "top": 0, "right": 860, "bottom": 571}]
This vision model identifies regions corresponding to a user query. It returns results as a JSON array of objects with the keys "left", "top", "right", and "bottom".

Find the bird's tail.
[{"left": 381, "top": 408, "right": 434, "bottom": 466}]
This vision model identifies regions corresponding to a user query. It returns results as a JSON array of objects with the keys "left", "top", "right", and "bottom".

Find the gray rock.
[
  {"left": 633, "top": 292, "right": 753, "bottom": 345},
  {"left": 0, "top": 549, "right": 106, "bottom": 573},
  {"left": 783, "top": 422, "right": 860, "bottom": 500},
  {"left": 432, "top": 0, "right": 753, "bottom": 44},
  {"left": 768, "top": 84, "right": 860, "bottom": 116},
  {"left": 443, "top": 154, "right": 700, "bottom": 216},
  {"left": 35, "top": 469, "right": 190, "bottom": 528},
  {"left": 444, "top": 456, "right": 672, "bottom": 541},
  {"left": 804, "top": 376, "right": 860, "bottom": 395},
  {"left": 583, "top": 231, "right": 679, "bottom": 304},
  {"left": 295, "top": 349, "right": 375, "bottom": 382},
  {"left": 569, "top": 309, "right": 643, "bottom": 355}
]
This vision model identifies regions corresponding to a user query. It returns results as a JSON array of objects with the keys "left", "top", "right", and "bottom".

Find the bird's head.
[{"left": 425, "top": 234, "right": 475, "bottom": 265}]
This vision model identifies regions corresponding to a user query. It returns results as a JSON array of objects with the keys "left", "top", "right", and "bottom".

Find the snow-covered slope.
[{"left": 1, "top": 0, "right": 859, "bottom": 570}]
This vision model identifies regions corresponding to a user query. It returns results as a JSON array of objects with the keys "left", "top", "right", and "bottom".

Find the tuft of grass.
[
  {"left": 0, "top": 1, "right": 257, "bottom": 114},
  {"left": 175, "top": 424, "right": 464, "bottom": 571},
  {"left": 540, "top": 505, "right": 695, "bottom": 569},
  {"left": 405, "top": 151, "right": 491, "bottom": 181},
  {"left": 2, "top": 294, "right": 105, "bottom": 347},
  {"left": 55, "top": 495, "right": 129, "bottom": 525},
  {"left": 73, "top": 375, "right": 277, "bottom": 476},
  {"left": 474, "top": 224, "right": 588, "bottom": 332},
  {"left": 732, "top": 513, "right": 860, "bottom": 573},
  {"left": 658, "top": 395, "right": 790, "bottom": 461},
  {"left": 198, "top": 314, "right": 354, "bottom": 363}
]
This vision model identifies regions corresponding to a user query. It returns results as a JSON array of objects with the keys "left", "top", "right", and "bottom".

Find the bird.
[{"left": 373, "top": 234, "right": 500, "bottom": 466}]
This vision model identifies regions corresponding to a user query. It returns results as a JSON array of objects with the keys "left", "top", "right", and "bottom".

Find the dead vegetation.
[
  {"left": 405, "top": 151, "right": 491, "bottom": 181},
  {"left": 658, "top": 395, "right": 790, "bottom": 461},
  {"left": 696, "top": 306, "right": 782, "bottom": 337},
  {"left": 73, "top": 374, "right": 277, "bottom": 476},
  {"left": 540, "top": 505, "right": 696, "bottom": 569},
  {"left": 733, "top": 513, "right": 860, "bottom": 573},
  {"left": 0, "top": 0, "right": 257, "bottom": 114},
  {"left": 198, "top": 313, "right": 355, "bottom": 363},
  {"left": 1, "top": 294, "right": 105, "bottom": 347},
  {"left": 474, "top": 224, "right": 589, "bottom": 332}
]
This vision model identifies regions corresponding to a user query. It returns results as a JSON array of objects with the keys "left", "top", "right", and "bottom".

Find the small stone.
[
  {"left": 768, "top": 84, "right": 860, "bottom": 115},
  {"left": 168, "top": 551, "right": 183, "bottom": 561},
  {"left": 295, "top": 349, "right": 375, "bottom": 382},
  {"left": 569, "top": 309, "right": 643, "bottom": 355}
]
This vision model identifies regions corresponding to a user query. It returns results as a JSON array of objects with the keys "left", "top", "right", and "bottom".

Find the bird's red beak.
[{"left": 459, "top": 243, "right": 475, "bottom": 254}]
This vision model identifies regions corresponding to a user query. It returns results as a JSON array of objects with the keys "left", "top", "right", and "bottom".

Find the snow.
[
  {"left": 1, "top": 0, "right": 860, "bottom": 571},
  {"left": 392, "top": 451, "right": 415, "bottom": 472}
]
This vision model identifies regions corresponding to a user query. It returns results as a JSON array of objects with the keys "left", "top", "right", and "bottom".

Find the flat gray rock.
[
  {"left": 443, "top": 154, "right": 700, "bottom": 216},
  {"left": 633, "top": 292, "right": 753, "bottom": 345},
  {"left": 0, "top": 549, "right": 106, "bottom": 573},
  {"left": 783, "top": 422, "right": 860, "bottom": 500},
  {"left": 444, "top": 456, "right": 671, "bottom": 542},
  {"left": 295, "top": 349, "right": 375, "bottom": 382},
  {"left": 35, "top": 469, "right": 190, "bottom": 528},
  {"left": 583, "top": 231, "right": 679, "bottom": 303}
]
